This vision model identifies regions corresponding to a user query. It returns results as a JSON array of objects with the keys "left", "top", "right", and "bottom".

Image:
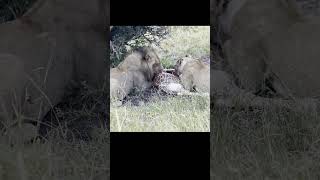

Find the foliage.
[
  {"left": 110, "top": 26, "right": 170, "bottom": 67},
  {"left": 0, "top": 0, "right": 36, "bottom": 23},
  {"left": 110, "top": 26, "right": 210, "bottom": 68}
]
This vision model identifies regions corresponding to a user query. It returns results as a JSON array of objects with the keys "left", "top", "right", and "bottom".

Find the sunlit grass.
[
  {"left": 110, "top": 95, "right": 210, "bottom": 132},
  {"left": 156, "top": 26, "right": 210, "bottom": 68}
]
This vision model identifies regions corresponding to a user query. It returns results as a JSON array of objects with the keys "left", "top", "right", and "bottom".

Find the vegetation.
[
  {"left": 110, "top": 26, "right": 210, "bottom": 132},
  {"left": 0, "top": 0, "right": 37, "bottom": 23},
  {"left": 110, "top": 26, "right": 170, "bottom": 67},
  {"left": 155, "top": 26, "right": 210, "bottom": 68},
  {"left": 0, "top": 82, "right": 109, "bottom": 180},
  {"left": 211, "top": 96, "right": 320, "bottom": 179},
  {"left": 111, "top": 95, "right": 210, "bottom": 132},
  {"left": 110, "top": 26, "right": 210, "bottom": 68},
  {"left": 0, "top": 132, "right": 109, "bottom": 180}
]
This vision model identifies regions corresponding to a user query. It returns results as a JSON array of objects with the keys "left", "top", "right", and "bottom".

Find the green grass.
[
  {"left": 0, "top": 84, "right": 110, "bottom": 180},
  {"left": 211, "top": 98, "right": 320, "bottom": 180},
  {"left": 110, "top": 95, "right": 210, "bottom": 132},
  {"left": 156, "top": 26, "right": 210, "bottom": 68},
  {"left": 0, "top": 134, "right": 109, "bottom": 180}
]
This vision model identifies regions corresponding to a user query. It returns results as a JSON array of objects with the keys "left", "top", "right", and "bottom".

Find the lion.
[
  {"left": 174, "top": 55, "right": 210, "bottom": 93},
  {"left": 110, "top": 47, "right": 163, "bottom": 102},
  {"left": 216, "top": 0, "right": 320, "bottom": 98},
  {"left": 0, "top": 0, "right": 108, "bottom": 134}
]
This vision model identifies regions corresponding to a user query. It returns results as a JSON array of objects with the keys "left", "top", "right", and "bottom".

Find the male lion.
[
  {"left": 110, "top": 47, "right": 163, "bottom": 102},
  {"left": 174, "top": 56, "right": 210, "bottom": 93},
  {"left": 0, "top": 0, "right": 108, "bottom": 134}
]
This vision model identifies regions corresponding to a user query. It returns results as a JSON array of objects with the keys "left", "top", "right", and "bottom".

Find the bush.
[
  {"left": 110, "top": 26, "right": 170, "bottom": 67},
  {"left": 110, "top": 26, "right": 210, "bottom": 68}
]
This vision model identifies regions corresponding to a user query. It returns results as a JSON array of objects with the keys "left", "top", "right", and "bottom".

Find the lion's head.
[
  {"left": 174, "top": 55, "right": 194, "bottom": 76},
  {"left": 118, "top": 47, "right": 163, "bottom": 81},
  {"left": 111, "top": 47, "right": 163, "bottom": 102}
]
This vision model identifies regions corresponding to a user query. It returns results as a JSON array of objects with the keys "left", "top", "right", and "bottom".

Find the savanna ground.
[
  {"left": 110, "top": 26, "right": 210, "bottom": 132},
  {"left": 0, "top": 83, "right": 109, "bottom": 180},
  {"left": 211, "top": 96, "right": 320, "bottom": 179}
]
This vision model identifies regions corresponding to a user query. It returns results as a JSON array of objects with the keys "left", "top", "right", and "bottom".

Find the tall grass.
[
  {"left": 211, "top": 98, "right": 320, "bottom": 179},
  {"left": 156, "top": 26, "right": 210, "bottom": 68},
  {"left": 111, "top": 95, "right": 210, "bottom": 132},
  {"left": 0, "top": 134, "right": 109, "bottom": 180},
  {"left": 0, "top": 84, "right": 110, "bottom": 180}
]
